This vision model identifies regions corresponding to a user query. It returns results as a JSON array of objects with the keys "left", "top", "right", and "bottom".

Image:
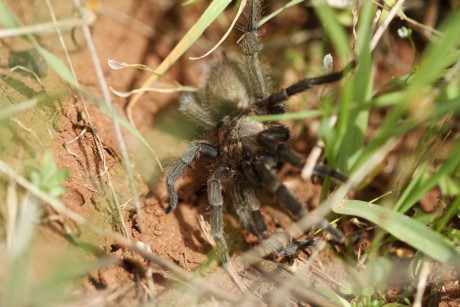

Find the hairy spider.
[{"left": 165, "top": 0, "right": 353, "bottom": 265}]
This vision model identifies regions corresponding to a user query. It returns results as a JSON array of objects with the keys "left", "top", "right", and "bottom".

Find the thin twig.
[
  {"left": 370, "top": 0, "right": 406, "bottom": 51},
  {"left": 372, "top": 1, "right": 442, "bottom": 41},
  {"left": 0, "top": 8, "right": 96, "bottom": 38},
  {"left": 98, "top": 4, "right": 155, "bottom": 38},
  {"left": 302, "top": 115, "right": 337, "bottom": 180},
  {"left": 414, "top": 260, "right": 431, "bottom": 307},
  {"left": 197, "top": 214, "right": 250, "bottom": 293}
]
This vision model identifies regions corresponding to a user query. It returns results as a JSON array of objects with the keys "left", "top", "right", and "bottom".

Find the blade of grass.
[
  {"left": 251, "top": 109, "right": 322, "bottom": 122},
  {"left": 335, "top": 1, "right": 374, "bottom": 171},
  {"left": 0, "top": 0, "right": 19, "bottom": 27},
  {"left": 312, "top": 0, "right": 353, "bottom": 175},
  {"left": 435, "top": 197, "right": 460, "bottom": 232},
  {"left": 312, "top": 0, "right": 352, "bottom": 62},
  {"left": 333, "top": 199, "right": 460, "bottom": 267},
  {"left": 353, "top": 8, "right": 460, "bottom": 173},
  {"left": 394, "top": 142, "right": 460, "bottom": 213},
  {"left": 0, "top": 98, "right": 38, "bottom": 121},
  {"left": 258, "top": 0, "right": 306, "bottom": 27}
]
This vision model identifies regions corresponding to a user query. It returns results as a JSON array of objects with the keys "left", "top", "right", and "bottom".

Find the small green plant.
[{"left": 28, "top": 153, "right": 69, "bottom": 199}]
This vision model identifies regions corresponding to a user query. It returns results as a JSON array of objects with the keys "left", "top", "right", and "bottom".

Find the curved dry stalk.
[
  {"left": 189, "top": 0, "right": 248, "bottom": 60},
  {"left": 372, "top": 0, "right": 442, "bottom": 43},
  {"left": 63, "top": 127, "right": 87, "bottom": 157},
  {"left": 370, "top": 0, "right": 406, "bottom": 51},
  {"left": 110, "top": 85, "right": 197, "bottom": 98}
]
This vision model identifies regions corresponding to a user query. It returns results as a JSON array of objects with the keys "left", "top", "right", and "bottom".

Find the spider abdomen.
[
  {"left": 219, "top": 114, "right": 266, "bottom": 165},
  {"left": 204, "top": 58, "right": 252, "bottom": 118}
]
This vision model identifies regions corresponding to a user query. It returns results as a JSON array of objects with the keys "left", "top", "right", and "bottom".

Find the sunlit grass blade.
[
  {"left": 127, "top": 0, "right": 233, "bottom": 116},
  {"left": 32, "top": 44, "right": 79, "bottom": 87},
  {"left": 251, "top": 109, "right": 322, "bottom": 122},
  {"left": 333, "top": 199, "right": 460, "bottom": 267},
  {"left": 0, "top": 0, "right": 20, "bottom": 27}
]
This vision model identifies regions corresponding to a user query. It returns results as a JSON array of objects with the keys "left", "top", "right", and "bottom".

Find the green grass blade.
[
  {"left": 251, "top": 109, "right": 322, "bottom": 122},
  {"left": 333, "top": 200, "right": 460, "bottom": 267},
  {"left": 405, "top": 9, "right": 460, "bottom": 99},
  {"left": 436, "top": 197, "right": 460, "bottom": 232},
  {"left": 0, "top": 0, "right": 19, "bottom": 27},
  {"left": 312, "top": 0, "right": 351, "bottom": 61},
  {"left": 394, "top": 141, "right": 460, "bottom": 213},
  {"left": 353, "top": 9, "right": 460, "bottom": 173},
  {"left": 258, "top": 0, "right": 305, "bottom": 27},
  {"left": 32, "top": 44, "right": 79, "bottom": 88},
  {"left": 144, "top": 0, "right": 231, "bottom": 78},
  {"left": 335, "top": 1, "right": 374, "bottom": 171}
]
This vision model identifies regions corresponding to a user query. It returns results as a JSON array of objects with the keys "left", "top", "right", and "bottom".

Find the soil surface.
[{"left": 1, "top": 1, "right": 459, "bottom": 306}]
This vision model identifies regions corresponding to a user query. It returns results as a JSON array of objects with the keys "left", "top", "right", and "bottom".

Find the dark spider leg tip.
[
  {"left": 313, "top": 164, "right": 349, "bottom": 182},
  {"left": 164, "top": 206, "right": 173, "bottom": 214},
  {"left": 293, "top": 239, "right": 318, "bottom": 249},
  {"left": 274, "top": 239, "right": 317, "bottom": 257},
  {"left": 325, "top": 225, "right": 345, "bottom": 244}
]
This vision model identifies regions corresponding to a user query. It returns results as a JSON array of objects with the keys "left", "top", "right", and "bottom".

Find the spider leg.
[
  {"left": 254, "top": 156, "right": 303, "bottom": 215},
  {"left": 258, "top": 126, "right": 349, "bottom": 182},
  {"left": 256, "top": 60, "right": 357, "bottom": 114},
  {"left": 207, "top": 165, "right": 231, "bottom": 265},
  {"left": 313, "top": 164, "right": 349, "bottom": 182},
  {"left": 257, "top": 126, "right": 303, "bottom": 167},
  {"left": 232, "top": 178, "right": 268, "bottom": 239},
  {"left": 165, "top": 141, "right": 218, "bottom": 213},
  {"left": 274, "top": 239, "right": 317, "bottom": 257},
  {"left": 253, "top": 156, "right": 344, "bottom": 243},
  {"left": 239, "top": 0, "right": 268, "bottom": 100}
]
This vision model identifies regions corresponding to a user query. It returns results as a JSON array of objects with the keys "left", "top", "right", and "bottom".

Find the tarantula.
[{"left": 165, "top": 0, "right": 352, "bottom": 265}]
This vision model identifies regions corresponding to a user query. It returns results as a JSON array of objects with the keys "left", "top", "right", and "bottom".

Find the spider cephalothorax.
[{"left": 165, "top": 0, "right": 353, "bottom": 265}]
